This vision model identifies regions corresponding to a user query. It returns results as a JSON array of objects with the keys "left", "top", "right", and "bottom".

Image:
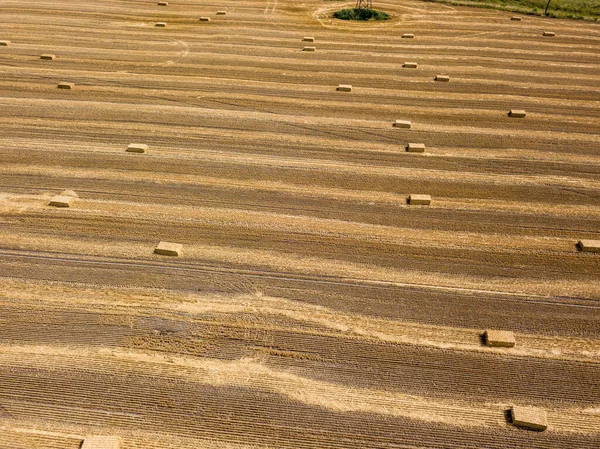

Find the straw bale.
[
  {"left": 0, "top": 41, "right": 10, "bottom": 46},
  {"left": 303, "top": 46, "right": 316, "bottom": 52},
  {"left": 406, "top": 143, "right": 425, "bottom": 153},
  {"left": 509, "top": 109, "right": 526, "bottom": 118},
  {"left": 303, "top": 37, "right": 315, "bottom": 42},
  {"left": 408, "top": 194, "right": 431, "bottom": 205},
  {"left": 393, "top": 120, "right": 411, "bottom": 129},
  {"left": 543, "top": 31, "right": 555, "bottom": 36},
  {"left": 126, "top": 143, "right": 148, "bottom": 153},
  {"left": 577, "top": 240, "right": 600, "bottom": 253},
  {"left": 510, "top": 406, "right": 548, "bottom": 431},
  {"left": 511, "top": 16, "right": 522, "bottom": 21},
  {"left": 155, "top": 22, "right": 167, "bottom": 27},
  {"left": 81, "top": 436, "right": 120, "bottom": 449},
  {"left": 484, "top": 329, "right": 515, "bottom": 347},
  {"left": 154, "top": 241, "right": 183, "bottom": 256},
  {"left": 402, "top": 34, "right": 414, "bottom": 38},
  {"left": 49, "top": 195, "right": 73, "bottom": 208},
  {"left": 435, "top": 75, "right": 450, "bottom": 82},
  {"left": 57, "top": 82, "right": 74, "bottom": 89},
  {"left": 336, "top": 84, "right": 352, "bottom": 92},
  {"left": 40, "top": 54, "right": 55, "bottom": 60},
  {"left": 199, "top": 17, "right": 210, "bottom": 22},
  {"left": 403, "top": 62, "right": 417, "bottom": 68}
]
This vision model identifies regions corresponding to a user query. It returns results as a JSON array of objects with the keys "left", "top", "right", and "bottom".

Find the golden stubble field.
[{"left": 0, "top": 0, "right": 599, "bottom": 448}]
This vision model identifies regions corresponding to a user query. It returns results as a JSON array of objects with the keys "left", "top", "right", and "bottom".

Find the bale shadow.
[
  {"left": 479, "top": 332, "right": 487, "bottom": 346},
  {"left": 504, "top": 408, "right": 513, "bottom": 424}
]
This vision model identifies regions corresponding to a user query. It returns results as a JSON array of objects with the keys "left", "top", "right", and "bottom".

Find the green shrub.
[
  {"left": 421, "top": 0, "right": 599, "bottom": 20},
  {"left": 333, "top": 8, "right": 390, "bottom": 20}
]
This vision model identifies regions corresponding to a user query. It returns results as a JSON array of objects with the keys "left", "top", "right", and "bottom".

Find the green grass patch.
[
  {"left": 422, "top": 0, "right": 599, "bottom": 20},
  {"left": 333, "top": 8, "right": 390, "bottom": 20}
]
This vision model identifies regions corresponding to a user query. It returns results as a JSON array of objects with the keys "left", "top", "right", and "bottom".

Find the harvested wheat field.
[{"left": 0, "top": 0, "right": 599, "bottom": 448}]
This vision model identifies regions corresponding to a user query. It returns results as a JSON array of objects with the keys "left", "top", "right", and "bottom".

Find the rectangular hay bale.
[
  {"left": 57, "top": 82, "right": 74, "bottom": 89},
  {"left": 403, "top": 62, "right": 417, "bottom": 68},
  {"left": 126, "top": 143, "right": 148, "bottom": 153},
  {"left": 406, "top": 143, "right": 425, "bottom": 153},
  {"left": 158, "top": 1, "right": 168, "bottom": 5},
  {"left": 484, "top": 329, "right": 515, "bottom": 347},
  {"left": 199, "top": 17, "right": 210, "bottom": 22},
  {"left": 40, "top": 54, "right": 55, "bottom": 60},
  {"left": 154, "top": 241, "right": 183, "bottom": 256},
  {"left": 303, "top": 37, "right": 315, "bottom": 42},
  {"left": 49, "top": 195, "right": 74, "bottom": 208},
  {"left": 509, "top": 109, "right": 526, "bottom": 118},
  {"left": 510, "top": 406, "right": 548, "bottom": 431},
  {"left": 302, "top": 46, "right": 316, "bottom": 52},
  {"left": 216, "top": 11, "right": 227, "bottom": 15},
  {"left": 0, "top": 40, "right": 11, "bottom": 46},
  {"left": 393, "top": 120, "right": 411, "bottom": 129},
  {"left": 402, "top": 34, "right": 414, "bottom": 39},
  {"left": 408, "top": 194, "right": 431, "bottom": 205},
  {"left": 577, "top": 240, "right": 600, "bottom": 253},
  {"left": 81, "top": 436, "right": 121, "bottom": 449},
  {"left": 543, "top": 31, "right": 555, "bottom": 36},
  {"left": 336, "top": 84, "right": 352, "bottom": 92},
  {"left": 511, "top": 16, "right": 522, "bottom": 21},
  {"left": 434, "top": 75, "right": 450, "bottom": 82},
  {"left": 155, "top": 22, "right": 167, "bottom": 27}
]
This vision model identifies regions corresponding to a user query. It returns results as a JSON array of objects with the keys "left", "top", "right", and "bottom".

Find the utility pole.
[{"left": 544, "top": 0, "right": 551, "bottom": 15}]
